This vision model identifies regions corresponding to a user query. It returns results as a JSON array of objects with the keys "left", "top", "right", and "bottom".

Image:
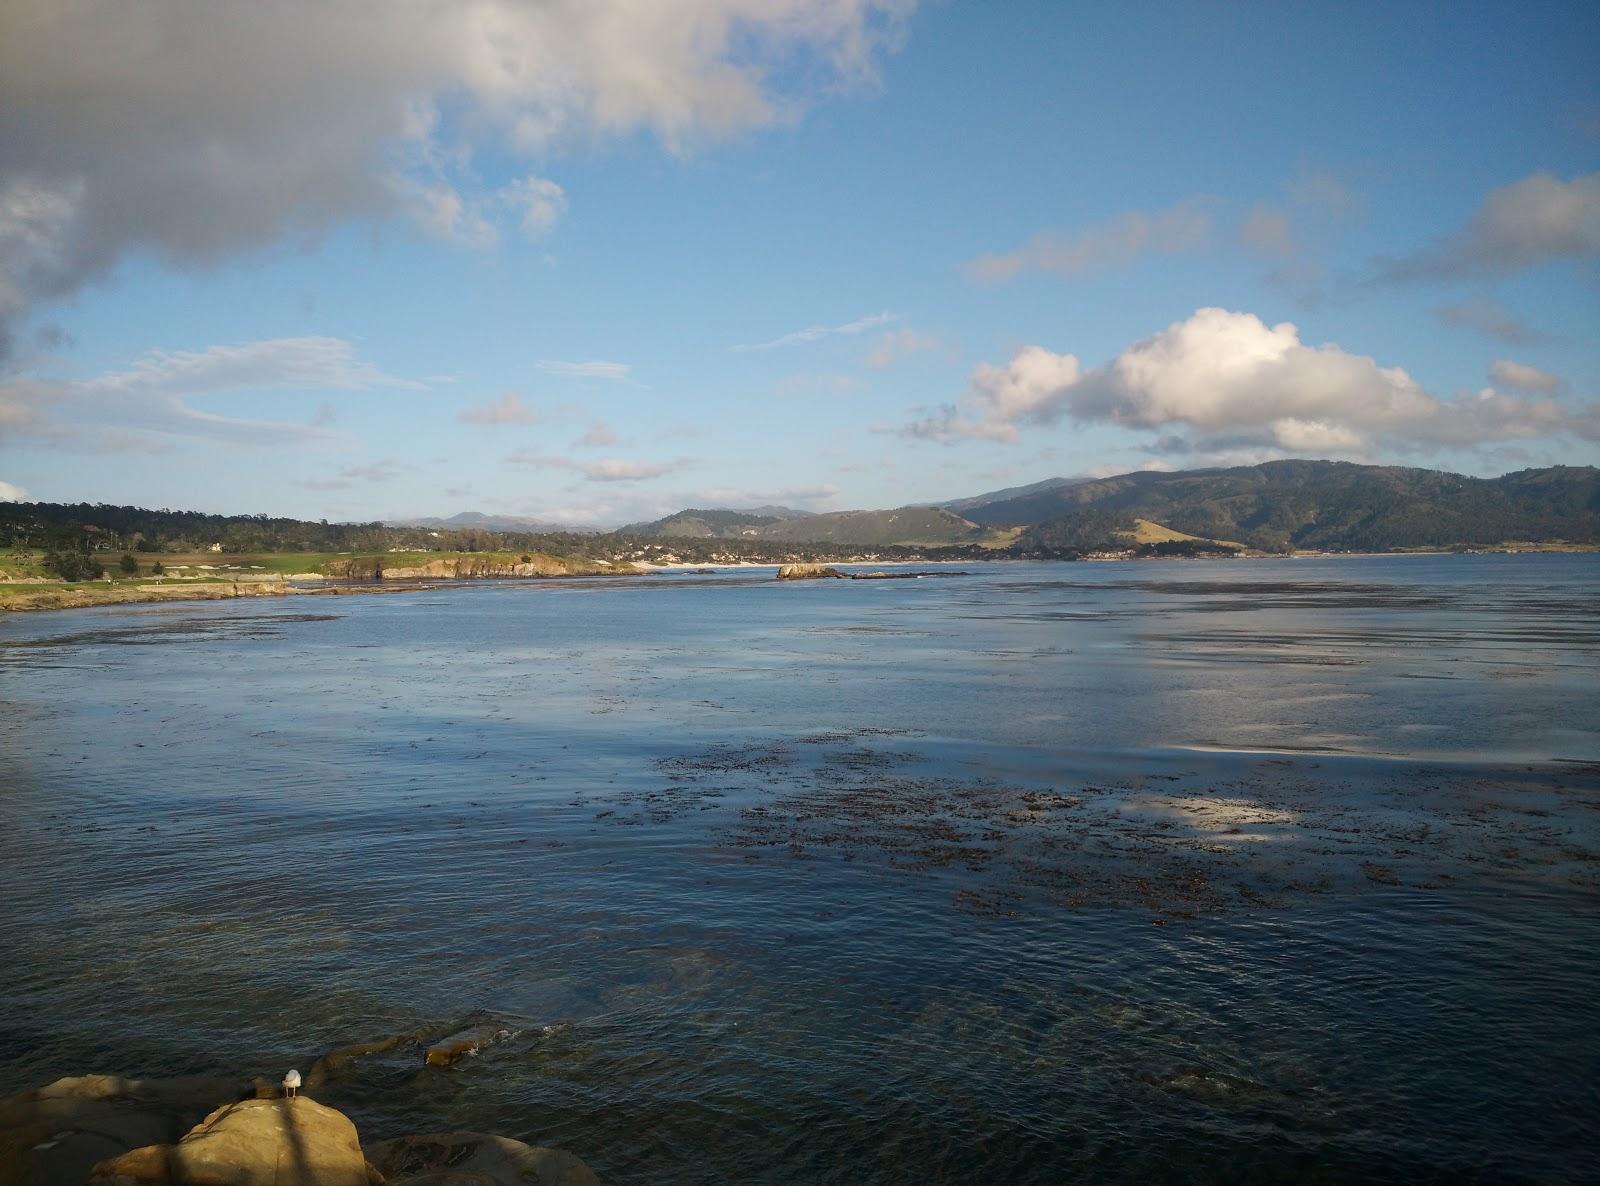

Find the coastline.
[
  {"left": 4, "top": 545, "right": 1594, "bottom": 616},
  {"left": 0, "top": 573, "right": 637, "bottom": 616}
]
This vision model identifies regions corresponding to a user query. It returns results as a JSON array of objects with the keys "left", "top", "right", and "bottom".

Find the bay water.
[{"left": 3, "top": 555, "right": 1597, "bottom": 1184}]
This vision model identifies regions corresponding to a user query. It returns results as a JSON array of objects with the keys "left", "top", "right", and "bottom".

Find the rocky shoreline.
[{"left": 2, "top": 1072, "right": 600, "bottom": 1186}]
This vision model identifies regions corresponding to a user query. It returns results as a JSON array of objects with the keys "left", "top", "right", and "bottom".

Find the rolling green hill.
[
  {"left": 621, "top": 504, "right": 987, "bottom": 546},
  {"left": 1001, "top": 461, "right": 1600, "bottom": 553}
]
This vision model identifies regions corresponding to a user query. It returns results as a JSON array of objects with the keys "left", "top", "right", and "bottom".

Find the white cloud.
[
  {"left": 1488, "top": 359, "right": 1563, "bottom": 393},
  {"left": 1376, "top": 171, "right": 1600, "bottom": 282},
  {"left": 966, "top": 198, "right": 1212, "bottom": 282},
  {"left": 0, "top": 479, "right": 28, "bottom": 501},
  {"left": 536, "top": 359, "right": 631, "bottom": 380},
  {"left": 0, "top": 335, "right": 412, "bottom": 445},
  {"left": 734, "top": 311, "right": 898, "bottom": 351},
  {"left": 506, "top": 451, "right": 689, "bottom": 482},
  {"left": 902, "top": 307, "right": 1600, "bottom": 454},
  {"left": 902, "top": 345, "right": 1081, "bottom": 442},
  {"left": 1435, "top": 294, "right": 1547, "bottom": 345},
  {"left": 0, "top": 1, "right": 916, "bottom": 356},
  {"left": 577, "top": 421, "right": 618, "bottom": 447},
  {"left": 460, "top": 390, "right": 538, "bottom": 424}
]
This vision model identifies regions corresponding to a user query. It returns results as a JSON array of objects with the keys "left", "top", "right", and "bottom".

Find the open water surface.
[{"left": 2, "top": 555, "right": 1597, "bottom": 1184}]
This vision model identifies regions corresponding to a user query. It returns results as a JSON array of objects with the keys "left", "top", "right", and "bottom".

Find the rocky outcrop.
[
  {"left": 369, "top": 1132, "right": 602, "bottom": 1186},
  {"left": 0, "top": 1075, "right": 252, "bottom": 1186},
  {"left": 85, "top": 1098, "right": 370, "bottom": 1186},
  {"left": 324, "top": 554, "right": 633, "bottom": 581}
]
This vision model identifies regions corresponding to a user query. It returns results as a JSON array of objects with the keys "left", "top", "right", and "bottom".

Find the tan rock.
[
  {"left": 368, "top": 1132, "right": 601, "bottom": 1186},
  {"left": 0, "top": 1074, "right": 249, "bottom": 1186},
  {"left": 775, "top": 563, "right": 844, "bottom": 580},
  {"left": 86, "top": 1097, "right": 369, "bottom": 1186}
]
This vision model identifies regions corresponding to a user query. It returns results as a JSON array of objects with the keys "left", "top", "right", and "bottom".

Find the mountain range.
[{"left": 619, "top": 461, "right": 1600, "bottom": 553}]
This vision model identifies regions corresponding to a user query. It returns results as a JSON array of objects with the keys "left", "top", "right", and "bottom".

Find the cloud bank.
[
  {"left": 1, "top": 336, "right": 414, "bottom": 447},
  {"left": 1375, "top": 171, "right": 1600, "bottom": 283},
  {"left": 0, "top": 0, "right": 915, "bottom": 358},
  {"left": 904, "top": 308, "right": 1598, "bottom": 456}
]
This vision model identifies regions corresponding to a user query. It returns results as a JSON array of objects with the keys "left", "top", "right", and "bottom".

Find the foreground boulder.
[
  {"left": 369, "top": 1132, "right": 600, "bottom": 1186},
  {"left": 0, "top": 1075, "right": 250, "bottom": 1186},
  {"left": 86, "top": 1098, "right": 370, "bottom": 1186}
]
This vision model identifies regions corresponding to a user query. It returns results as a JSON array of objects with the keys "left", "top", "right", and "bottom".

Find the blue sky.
[{"left": 2, "top": 0, "right": 1596, "bottom": 525}]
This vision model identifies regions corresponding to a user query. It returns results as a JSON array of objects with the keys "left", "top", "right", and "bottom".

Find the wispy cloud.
[
  {"left": 1488, "top": 359, "right": 1564, "bottom": 393},
  {"left": 506, "top": 451, "right": 691, "bottom": 482},
  {"left": 536, "top": 359, "right": 632, "bottom": 381},
  {"left": 1434, "top": 295, "right": 1548, "bottom": 345},
  {"left": 460, "top": 390, "right": 539, "bottom": 424},
  {"left": 1, "top": 336, "right": 414, "bottom": 447},
  {"left": 577, "top": 421, "right": 618, "bottom": 447},
  {"left": 297, "top": 458, "right": 412, "bottom": 491},
  {"left": 966, "top": 198, "right": 1212, "bottom": 283},
  {"left": 734, "top": 311, "right": 898, "bottom": 351},
  {"left": 866, "top": 328, "right": 942, "bottom": 369}
]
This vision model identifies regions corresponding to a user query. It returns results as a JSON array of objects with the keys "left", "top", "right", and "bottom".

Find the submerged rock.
[
  {"left": 0, "top": 1074, "right": 251, "bottom": 1186},
  {"left": 369, "top": 1132, "right": 601, "bottom": 1186},
  {"left": 775, "top": 564, "right": 845, "bottom": 580},
  {"left": 85, "top": 1097, "right": 370, "bottom": 1186},
  {"left": 423, "top": 1024, "right": 515, "bottom": 1068}
]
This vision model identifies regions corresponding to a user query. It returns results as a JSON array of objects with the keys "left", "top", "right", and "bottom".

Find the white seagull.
[{"left": 282, "top": 1068, "right": 301, "bottom": 1100}]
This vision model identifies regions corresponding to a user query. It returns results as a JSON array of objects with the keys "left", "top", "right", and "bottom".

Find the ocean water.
[{"left": 2, "top": 555, "right": 1597, "bottom": 1184}]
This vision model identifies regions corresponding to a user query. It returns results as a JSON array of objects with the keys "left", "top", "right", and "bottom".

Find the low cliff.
[{"left": 323, "top": 551, "right": 637, "bottom": 581}]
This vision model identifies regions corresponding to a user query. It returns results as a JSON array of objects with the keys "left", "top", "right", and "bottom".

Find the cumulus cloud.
[
  {"left": 1488, "top": 359, "right": 1563, "bottom": 393},
  {"left": 1434, "top": 294, "right": 1548, "bottom": 345},
  {"left": 536, "top": 359, "right": 631, "bottom": 380},
  {"left": 1375, "top": 171, "right": 1600, "bottom": 283},
  {"left": 902, "top": 307, "right": 1599, "bottom": 455},
  {"left": 460, "top": 390, "right": 538, "bottom": 424},
  {"left": 734, "top": 311, "right": 898, "bottom": 351},
  {"left": 902, "top": 346, "right": 1081, "bottom": 443},
  {"left": 0, "top": 479, "right": 28, "bottom": 501},
  {"left": 0, "top": 336, "right": 413, "bottom": 446},
  {"left": 0, "top": 1, "right": 915, "bottom": 358},
  {"left": 506, "top": 451, "right": 689, "bottom": 482},
  {"left": 966, "top": 198, "right": 1212, "bottom": 282}
]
